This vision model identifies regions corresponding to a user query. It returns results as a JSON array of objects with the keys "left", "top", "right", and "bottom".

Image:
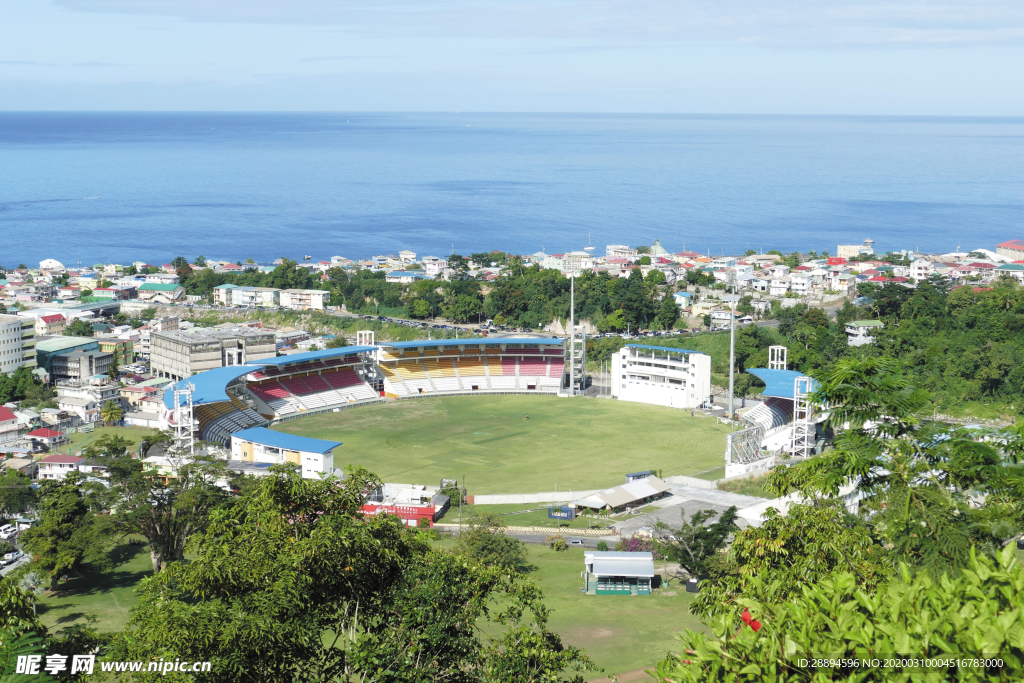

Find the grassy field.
[
  {"left": 494, "top": 543, "right": 701, "bottom": 675},
  {"left": 275, "top": 395, "right": 732, "bottom": 494},
  {"left": 62, "top": 425, "right": 156, "bottom": 455},
  {"left": 35, "top": 540, "right": 151, "bottom": 634}
]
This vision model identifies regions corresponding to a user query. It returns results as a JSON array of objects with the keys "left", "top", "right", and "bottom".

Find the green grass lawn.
[
  {"left": 35, "top": 540, "right": 152, "bottom": 634},
  {"left": 62, "top": 426, "right": 156, "bottom": 455},
  {"left": 513, "top": 544, "right": 702, "bottom": 675},
  {"left": 275, "top": 395, "right": 732, "bottom": 494}
]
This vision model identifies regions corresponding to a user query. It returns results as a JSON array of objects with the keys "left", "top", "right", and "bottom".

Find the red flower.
[
  {"left": 740, "top": 609, "right": 752, "bottom": 624},
  {"left": 749, "top": 620, "right": 762, "bottom": 632}
]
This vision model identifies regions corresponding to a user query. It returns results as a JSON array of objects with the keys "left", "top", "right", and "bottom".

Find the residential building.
[
  {"left": 279, "top": 289, "right": 328, "bottom": 311},
  {"left": 0, "top": 314, "right": 37, "bottom": 375},
  {"left": 143, "top": 273, "right": 180, "bottom": 285},
  {"left": 138, "top": 283, "right": 185, "bottom": 303},
  {"left": 769, "top": 278, "right": 791, "bottom": 297},
  {"left": 423, "top": 260, "right": 447, "bottom": 277},
  {"left": 711, "top": 257, "right": 737, "bottom": 269},
  {"left": 230, "top": 427, "right": 339, "bottom": 480},
  {"left": 330, "top": 256, "right": 353, "bottom": 267},
  {"left": 0, "top": 406, "right": 19, "bottom": 444},
  {"left": 541, "top": 254, "right": 565, "bottom": 271},
  {"left": 996, "top": 240, "right": 1024, "bottom": 261},
  {"left": 996, "top": 263, "right": 1024, "bottom": 283},
  {"left": 672, "top": 291, "right": 693, "bottom": 308},
  {"left": 910, "top": 260, "right": 934, "bottom": 281},
  {"left": 385, "top": 271, "right": 432, "bottom": 284},
  {"left": 35, "top": 314, "right": 67, "bottom": 336},
  {"left": 1, "top": 458, "right": 36, "bottom": 477},
  {"left": 231, "top": 286, "right": 280, "bottom": 308},
  {"left": 150, "top": 327, "right": 276, "bottom": 380},
  {"left": 790, "top": 274, "right": 813, "bottom": 296},
  {"left": 846, "top": 320, "right": 884, "bottom": 347},
  {"left": 606, "top": 245, "right": 638, "bottom": 260},
  {"left": 36, "top": 454, "right": 85, "bottom": 480},
  {"left": 398, "top": 250, "right": 417, "bottom": 263},
  {"left": 213, "top": 283, "right": 240, "bottom": 306}
]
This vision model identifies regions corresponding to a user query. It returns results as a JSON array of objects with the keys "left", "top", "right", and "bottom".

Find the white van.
[{"left": 0, "top": 525, "right": 17, "bottom": 540}]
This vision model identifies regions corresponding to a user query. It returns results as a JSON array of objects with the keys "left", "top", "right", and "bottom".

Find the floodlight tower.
[
  {"left": 172, "top": 382, "right": 196, "bottom": 457},
  {"left": 768, "top": 345, "right": 787, "bottom": 370},
  {"left": 790, "top": 376, "right": 815, "bottom": 459},
  {"left": 569, "top": 274, "right": 575, "bottom": 396},
  {"left": 722, "top": 294, "right": 741, "bottom": 421}
]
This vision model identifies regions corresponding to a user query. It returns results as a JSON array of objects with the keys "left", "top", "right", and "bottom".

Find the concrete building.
[
  {"left": 385, "top": 271, "right": 432, "bottom": 284},
  {"left": 0, "top": 315, "right": 37, "bottom": 375},
  {"left": 610, "top": 344, "right": 712, "bottom": 410},
  {"left": 230, "top": 427, "right": 340, "bottom": 480},
  {"left": 399, "top": 250, "right": 417, "bottom": 263},
  {"left": 279, "top": 289, "right": 328, "bottom": 311},
  {"left": 49, "top": 350, "right": 113, "bottom": 382},
  {"left": 562, "top": 251, "right": 596, "bottom": 275},
  {"left": 231, "top": 286, "right": 280, "bottom": 308},
  {"left": 837, "top": 239, "right": 875, "bottom": 259},
  {"left": 606, "top": 245, "right": 638, "bottom": 260},
  {"left": 996, "top": 263, "right": 1024, "bottom": 283},
  {"left": 97, "top": 338, "right": 134, "bottom": 366},
  {"left": 35, "top": 314, "right": 67, "bottom": 336},
  {"left": 150, "top": 327, "right": 276, "bottom": 380},
  {"left": 996, "top": 240, "right": 1024, "bottom": 261},
  {"left": 846, "top": 320, "right": 883, "bottom": 347}
]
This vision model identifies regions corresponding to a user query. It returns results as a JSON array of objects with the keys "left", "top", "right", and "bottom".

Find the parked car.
[
  {"left": 1, "top": 551, "right": 23, "bottom": 566},
  {"left": 0, "top": 525, "right": 17, "bottom": 540},
  {"left": 568, "top": 539, "right": 585, "bottom": 546}
]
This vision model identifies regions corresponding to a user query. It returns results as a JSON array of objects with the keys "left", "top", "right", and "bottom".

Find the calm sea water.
[{"left": 1, "top": 112, "right": 1022, "bottom": 266}]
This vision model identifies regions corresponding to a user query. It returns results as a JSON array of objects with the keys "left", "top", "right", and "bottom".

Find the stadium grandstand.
[
  {"left": 609, "top": 344, "right": 712, "bottom": 410},
  {"left": 160, "top": 345, "right": 379, "bottom": 445},
  {"left": 160, "top": 337, "right": 568, "bottom": 447},
  {"left": 376, "top": 338, "right": 566, "bottom": 397},
  {"left": 742, "top": 367, "right": 820, "bottom": 454}
]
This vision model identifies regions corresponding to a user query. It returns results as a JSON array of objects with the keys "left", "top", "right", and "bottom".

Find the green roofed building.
[
  {"left": 35, "top": 336, "right": 99, "bottom": 374},
  {"left": 138, "top": 283, "right": 185, "bottom": 303}
]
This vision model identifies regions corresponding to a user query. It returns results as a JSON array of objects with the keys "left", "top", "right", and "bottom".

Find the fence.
[{"left": 434, "top": 523, "right": 614, "bottom": 537}]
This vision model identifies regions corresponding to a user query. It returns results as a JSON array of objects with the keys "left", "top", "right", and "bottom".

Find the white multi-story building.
[
  {"left": 837, "top": 239, "right": 875, "bottom": 259},
  {"left": 910, "top": 260, "right": 934, "bottom": 281},
  {"left": 0, "top": 315, "right": 36, "bottom": 375},
  {"left": 606, "top": 245, "right": 638, "bottom": 260},
  {"left": 769, "top": 278, "right": 791, "bottom": 297},
  {"left": 790, "top": 274, "right": 813, "bottom": 296},
  {"left": 279, "top": 289, "right": 328, "bottom": 311},
  {"left": 232, "top": 287, "right": 281, "bottom": 308},
  {"left": 562, "top": 251, "right": 596, "bottom": 275},
  {"left": 36, "top": 455, "right": 85, "bottom": 481},
  {"left": 611, "top": 344, "right": 712, "bottom": 410}
]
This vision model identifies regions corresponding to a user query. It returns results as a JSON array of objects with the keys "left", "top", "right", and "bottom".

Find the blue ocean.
[{"left": 1, "top": 112, "right": 1022, "bottom": 266}]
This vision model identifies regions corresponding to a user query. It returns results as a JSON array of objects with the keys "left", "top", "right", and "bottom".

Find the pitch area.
[{"left": 273, "top": 395, "right": 729, "bottom": 494}]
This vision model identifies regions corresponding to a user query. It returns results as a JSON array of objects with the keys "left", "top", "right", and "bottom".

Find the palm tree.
[
  {"left": 100, "top": 401, "right": 123, "bottom": 426},
  {"left": 19, "top": 572, "right": 45, "bottom": 615}
]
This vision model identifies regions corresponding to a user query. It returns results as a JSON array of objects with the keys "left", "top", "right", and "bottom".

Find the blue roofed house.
[{"left": 229, "top": 427, "right": 341, "bottom": 480}]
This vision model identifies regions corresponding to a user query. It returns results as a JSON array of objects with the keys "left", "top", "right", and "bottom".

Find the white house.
[
  {"left": 769, "top": 278, "right": 791, "bottom": 297},
  {"left": 36, "top": 454, "right": 85, "bottom": 480},
  {"left": 846, "top": 320, "right": 883, "bottom": 346}
]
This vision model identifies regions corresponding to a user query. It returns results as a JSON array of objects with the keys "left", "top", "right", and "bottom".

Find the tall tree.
[{"left": 21, "top": 479, "right": 106, "bottom": 591}]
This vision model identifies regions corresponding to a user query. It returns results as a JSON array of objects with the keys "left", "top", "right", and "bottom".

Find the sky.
[{"left": 1, "top": 1, "right": 1023, "bottom": 113}]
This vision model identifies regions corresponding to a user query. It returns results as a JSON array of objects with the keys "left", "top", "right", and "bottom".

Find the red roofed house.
[
  {"left": 37, "top": 454, "right": 86, "bottom": 481},
  {"left": 35, "top": 313, "right": 67, "bottom": 336},
  {"left": 868, "top": 276, "right": 889, "bottom": 282},
  {"left": 0, "top": 406, "right": 18, "bottom": 445},
  {"left": 968, "top": 262, "right": 996, "bottom": 269},
  {"left": 161, "top": 263, "right": 176, "bottom": 273},
  {"left": 996, "top": 240, "right": 1024, "bottom": 261},
  {"left": 25, "top": 428, "right": 67, "bottom": 450}
]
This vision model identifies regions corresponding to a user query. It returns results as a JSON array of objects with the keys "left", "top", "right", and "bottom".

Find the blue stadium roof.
[
  {"left": 379, "top": 337, "right": 564, "bottom": 348},
  {"left": 230, "top": 427, "right": 342, "bottom": 454},
  {"left": 250, "top": 345, "right": 377, "bottom": 367},
  {"left": 163, "top": 364, "right": 264, "bottom": 409},
  {"left": 625, "top": 344, "right": 702, "bottom": 355},
  {"left": 746, "top": 369, "right": 816, "bottom": 400}
]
